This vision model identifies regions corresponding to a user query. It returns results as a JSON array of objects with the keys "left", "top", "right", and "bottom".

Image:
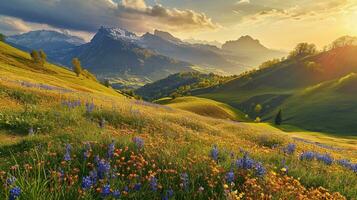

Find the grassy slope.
[
  {"left": 0, "top": 42, "right": 356, "bottom": 199},
  {"left": 268, "top": 73, "right": 357, "bottom": 135},
  {"left": 0, "top": 42, "right": 119, "bottom": 97},
  {"left": 197, "top": 46, "right": 357, "bottom": 135},
  {"left": 155, "top": 96, "right": 248, "bottom": 121}
]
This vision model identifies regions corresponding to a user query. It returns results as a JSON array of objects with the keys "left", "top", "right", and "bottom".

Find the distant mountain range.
[
  {"left": 7, "top": 30, "right": 85, "bottom": 53},
  {"left": 6, "top": 27, "right": 286, "bottom": 88}
]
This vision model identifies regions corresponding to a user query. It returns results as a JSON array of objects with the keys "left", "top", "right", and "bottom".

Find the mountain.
[
  {"left": 50, "top": 27, "right": 193, "bottom": 84},
  {"left": 194, "top": 45, "right": 357, "bottom": 135},
  {"left": 6, "top": 30, "right": 85, "bottom": 52},
  {"left": 139, "top": 31, "right": 245, "bottom": 73},
  {"left": 222, "top": 35, "right": 286, "bottom": 66}
]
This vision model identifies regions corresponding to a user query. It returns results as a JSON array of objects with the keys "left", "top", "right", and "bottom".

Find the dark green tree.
[
  {"left": 72, "top": 58, "right": 82, "bottom": 77},
  {"left": 30, "top": 50, "right": 41, "bottom": 64},
  {"left": 275, "top": 109, "right": 283, "bottom": 125},
  {"left": 39, "top": 49, "right": 47, "bottom": 66},
  {"left": 104, "top": 79, "right": 110, "bottom": 87},
  {"left": 0, "top": 33, "right": 5, "bottom": 42}
]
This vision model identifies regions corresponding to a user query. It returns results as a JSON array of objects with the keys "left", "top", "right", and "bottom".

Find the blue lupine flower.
[
  {"left": 108, "top": 141, "right": 115, "bottom": 158},
  {"left": 162, "top": 188, "right": 174, "bottom": 200},
  {"left": 226, "top": 170, "right": 234, "bottom": 183},
  {"left": 133, "top": 137, "right": 144, "bottom": 149},
  {"left": 255, "top": 162, "right": 266, "bottom": 177},
  {"left": 150, "top": 176, "right": 158, "bottom": 191},
  {"left": 94, "top": 155, "right": 100, "bottom": 164},
  {"left": 316, "top": 153, "right": 333, "bottom": 165},
  {"left": 101, "top": 184, "right": 111, "bottom": 197},
  {"left": 89, "top": 170, "right": 98, "bottom": 184},
  {"left": 81, "top": 176, "right": 93, "bottom": 190},
  {"left": 283, "top": 143, "right": 296, "bottom": 155},
  {"left": 180, "top": 173, "right": 189, "bottom": 190},
  {"left": 134, "top": 183, "right": 142, "bottom": 191},
  {"left": 6, "top": 176, "right": 16, "bottom": 186},
  {"left": 63, "top": 144, "right": 72, "bottom": 161},
  {"left": 85, "top": 102, "right": 95, "bottom": 113},
  {"left": 337, "top": 159, "right": 357, "bottom": 173},
  {"left": 113, "top": 190, "right": 121, "bottom": 199},
  {"left": 236, "top": 152, "right": 255, "bottom": 169},
  {"left": 97, "top": 159, "right": 111, "bottom": 179},
  {"left": 300, "top": 151, "right": 315, "bottom": 161},
  {"left": 211, "top": 145, "right": 219, "bottom": 161},
  {"left": 9, "top": 187, "right": 21, "bottom": 200}
]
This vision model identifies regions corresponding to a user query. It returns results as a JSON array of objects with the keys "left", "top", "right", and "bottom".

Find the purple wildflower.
[
  {"left": 300, "top": 151, "right": 315, "bottom": 161},
  {"left": 101, "top": 184, "right": 111, "bottom": 197},
  {"left": 180, "top": 173, "right": 189, "bottom": 190},
  {"left": 108, "top": 141, "right": 115, "bottom": 158},
  {"left": 97, "top": 159, "right": 110, "bottom": 179},
  {"left": 316, "top": 153, "right": 333, "bottom": 165},
  {"left": 236, "top": 152, "right": 255, "bottom": 169},
  {"left": 9, "top": 187, "right": 21, "bottom": 200},
  {"left": 211, "top": 145, "right": 219, "bottom": 161},
  {"left": 150, "top": 176, "right": 158, "bottom": 191},
  {"left": 255, "top": 162, "right": 266, "bottom": 177},
  {"left": 283, "top": 143, "right": 296, "bottom": 155},
  {"left": 81, "top": 176, "right": 93, "bottom": 190},
  {"left": 226, "top": 170, "right": 234, "bottom": 183},
  {"left": 133, "top": 137, "right": 144, "bottom": 149}
]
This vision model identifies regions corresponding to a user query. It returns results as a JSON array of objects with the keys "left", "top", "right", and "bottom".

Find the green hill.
[
  {"left": 196, "top": 46, "right": 357, "bottom": 135},
  {"left": 155, "top": 96, "right": 248, "bottom": 121},
  {"left": 135, "top": 72, "right": 233, "bottom": 101}
]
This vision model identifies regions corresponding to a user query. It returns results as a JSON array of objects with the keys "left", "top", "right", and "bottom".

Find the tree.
[
  {"left": 72, "top": 58, "right": 82, "bottom": 77},
  {"left": 254, "top": 104, "right": 262, "bottom": 113},
  {"left": 30, "top": 50, "right": 41, "bottom": 64},
  {"left": 330, "top": 36, "right": 357, "bottom": 50},
  {"left": 288, "top": 43, "right": 317, "bottom": 59},
  {"left": 275, "top": 109, "right": 282, "bottom": 125},
  {"left": 0, "top": 33, "right": 5, "bottom": 42},
  {"left": 104, "top": 79, "right": 110, "bottom": 87},
  {"left": 39, "top": 49, "right": 47, "bottom": 66}
]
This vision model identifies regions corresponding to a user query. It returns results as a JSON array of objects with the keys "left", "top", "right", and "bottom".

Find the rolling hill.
[
  {"left": 135, "top": 72, "right": 234, "bottom": 101},
  {"left": 154, "top": 96, "right": 248, "bottom": 121},
  {"left": 195, "top": 45, "right": 357, "bottom": 135}
]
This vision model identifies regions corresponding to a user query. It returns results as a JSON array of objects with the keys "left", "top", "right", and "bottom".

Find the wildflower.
[
  {"left": 81, "top": 176, "right": 93, "bottom": 190},
  {"left": 9, "top": 186, "right": 21, "bottom": 200},
  {"left": 85, "top": 102, "right": 95, "bottom": 113},
  {"left": 150, "top": 176, "right": 158, "bottom": 191},
  {"left": 83, "top": 143, "right": 91, "bottom": 160},
  {"left": 134, "top": 183, "right": 142, "bottom": 191},
  {"left": 133, "top": 137, "right": 144, "bottom": 149},
  {"left": 300, "top": 151, "right": 315, "bottom": 161},
  {"left": 255, "top": 162, "right": 266, "bottom": 177},
  {"left": 108, "top": 141, "right": 115, "bottom": 158},
  {"left": 162, "top": 188, "right": 174, "bottom": 200},
  {"left": 198, "top": 186, "right": 204, "bottom": 192},
  {"left": 226, "top": 170, "right": 234, "bottom": 183},
  {"left": 113, "top": 190, "right": 120, "bottom": 199},
  {"left": 180, "top": 173, "right": 189, "bottom": 190},
  {"left": 6, "top": 176, "right": 16, "bottom": 186},
  {"left": 211, "top": 145, "right": 219, "bottom": 161},
  {"left": 89, "top": 170, "right": 98, "bottom": 184},
  {"left": 316, "top": 153, "right": 333, "bottom": 165},
  {"left": 101, "top": 184, "right": 111, "bottom": 197},
  {"left": 283, "top": 143, "right": 296, "bottom": 155},
  {"left": 64, "top": 144, "right": 72, "bottom": 161},
  {"left": 97, "top": 159, "right": 110, "bottom": 179},
  {"left": 236, "top": 152, "right": 254, "bottom": 169}
]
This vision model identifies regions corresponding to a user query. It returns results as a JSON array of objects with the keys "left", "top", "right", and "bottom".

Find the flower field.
[{"left": 0, "top": 44, "right": 356, "bottom": 200}]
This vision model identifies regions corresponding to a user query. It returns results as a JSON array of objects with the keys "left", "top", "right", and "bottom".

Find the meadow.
[{"left": 0, "top": 41, "right": 356, "bottom": 199}]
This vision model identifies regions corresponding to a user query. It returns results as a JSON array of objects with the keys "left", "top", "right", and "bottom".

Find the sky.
[{"left": 0, "top": 0, "right": 356, "bottom": 50}]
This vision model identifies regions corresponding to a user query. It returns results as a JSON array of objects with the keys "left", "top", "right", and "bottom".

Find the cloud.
[
  {"left": 0, "top": 16, "right": 31, "bottom": 35},
  {"left": 241, "top": 0, "right": 352, "bottom": 23},
  {"left": 236, "top": 0, "right": 250, "bottom": 5},
  {"left": 0, "top": 0, "right": 218, "bottom": 34}
]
